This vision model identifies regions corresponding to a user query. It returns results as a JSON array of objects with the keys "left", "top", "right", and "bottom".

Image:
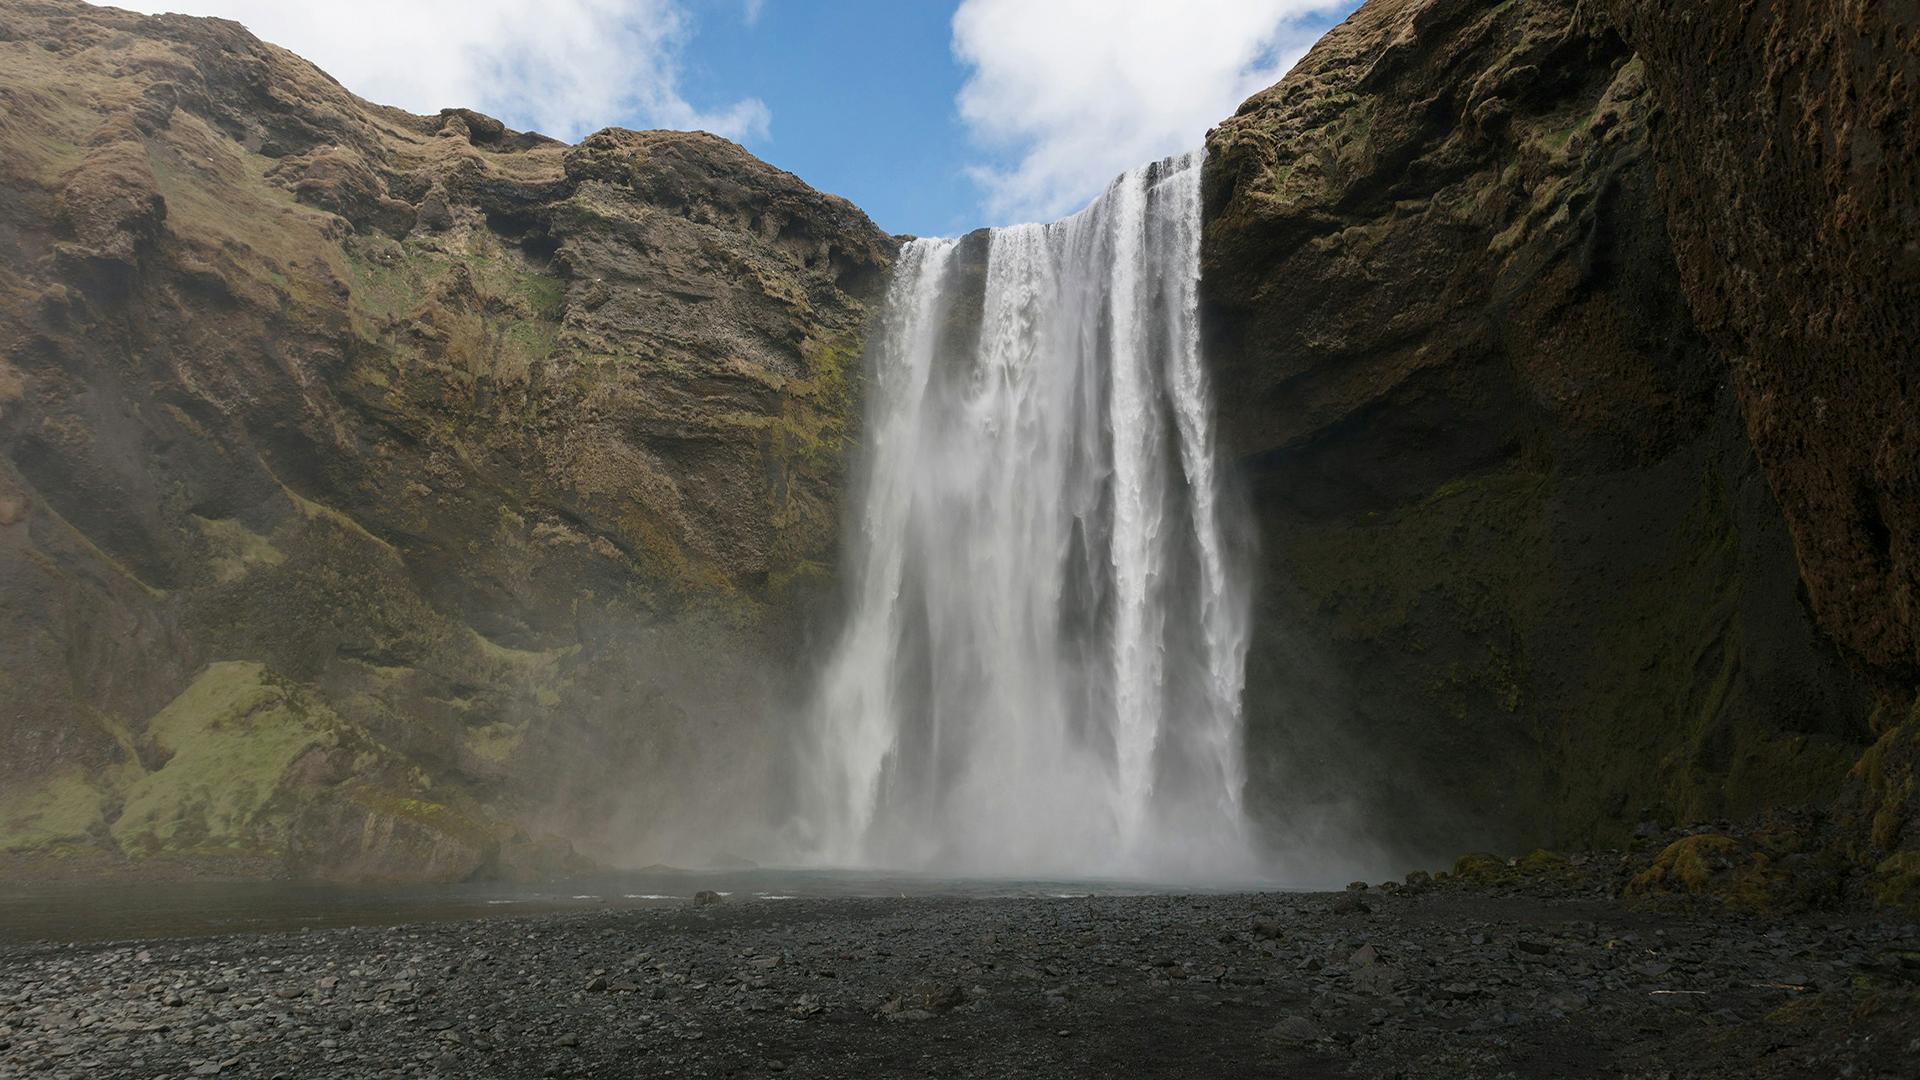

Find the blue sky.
[
  {"left": 674, "top": 1, "right": 980, "bottom": 236},
  {"left": 122, "top": 0, "right": 1361, "bottom": 236}
]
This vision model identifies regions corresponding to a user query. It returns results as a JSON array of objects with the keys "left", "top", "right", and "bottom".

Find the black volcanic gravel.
[{"left": 2, "top": 889, "right": 1916, "bottom": 1078}]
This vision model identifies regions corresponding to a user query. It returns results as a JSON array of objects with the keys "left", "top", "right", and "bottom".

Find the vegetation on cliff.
[
  {"left": 0, "top": 0, "right": 893, "bottom": 879},
  {"left": 1201, "top": 0, "right": 1905, "bottom": 896},
  {"left": 0, "top": 0, "right": 1911, "bottom": 900}
]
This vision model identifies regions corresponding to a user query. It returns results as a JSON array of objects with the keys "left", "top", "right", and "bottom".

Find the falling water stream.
[{"left": 806, "top": 151, "right": 1254, "bottom": 879}]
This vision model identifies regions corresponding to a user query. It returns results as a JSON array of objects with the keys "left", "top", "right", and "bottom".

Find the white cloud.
[
  {"left": 118, "top": 0, "right": 770, "bottom": 143},
  {"left": 952, "top": 0, "right": 1348, "bottom": 224},
  {"left": 743, "top": 0, "right": 765, "bottom": 27}
]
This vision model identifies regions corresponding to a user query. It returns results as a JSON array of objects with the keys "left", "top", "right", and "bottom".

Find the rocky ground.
[{"left": 1, "top": 882, "right": 1915, "bottom": 1079}]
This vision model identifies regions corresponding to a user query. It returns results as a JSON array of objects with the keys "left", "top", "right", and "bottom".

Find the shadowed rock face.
[
  {"left": 1606, "top": 0, "right": 1920, "bottom": 689},
  {"left": 1201, "top": 0, "right": 1881, "bottom": 863},
  {"left": 1602, "top": 0, "right": 1920, "bottom": 912},
  {"left": 0, "top": 0, "right": 893, "bottom": 879}
]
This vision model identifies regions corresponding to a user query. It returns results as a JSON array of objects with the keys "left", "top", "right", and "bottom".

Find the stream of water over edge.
[{"left": 805, "top": 152, "right": 1255, "bottom": 879}]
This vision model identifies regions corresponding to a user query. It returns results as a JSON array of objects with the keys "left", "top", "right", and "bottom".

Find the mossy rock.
[
  {"left": 1453, "top": 852, "right": 1511, "bottom": 884},
  {"left": 0, "top": 768, "right": 120, "bottom": 853},
  {"left": 1516, "top": 848, "right": 1570, "bottom": 874},
  {"left": 1625, "top": 834, "right": 1809, "bottom": 913},
  {"left": 1834, "top": 706, "right": 1920, "bottom": 913},
  {"left": 109, "top": 662, "right": 336, "bottom": 858},
  {"left": 1450, "top": 848, "right": 1594, "bottom": 891},
  {"left": 1633, "top": 835, "right": 1743, "bottom": 891},
  {"left": 1849, "top": 713, "right": 1918, "bottom": 854},
  {"left": 1870, "top": 852, "right": 1920, "bottom": 915}
]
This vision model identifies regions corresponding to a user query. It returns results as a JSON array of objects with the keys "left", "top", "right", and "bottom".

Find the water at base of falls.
[{"left": 803, "top": 151, "right": 1254, "bottom": 881}]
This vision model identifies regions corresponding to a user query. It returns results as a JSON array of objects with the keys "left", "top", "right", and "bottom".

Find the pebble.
[
  {"left": 1270, "top": 1014, "right": 1324, "bottom": 1044},
  {"left": 0, "top": 891, "right": 1911, "bottom": 1078}
]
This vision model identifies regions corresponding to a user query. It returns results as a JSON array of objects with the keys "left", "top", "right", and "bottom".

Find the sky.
[{"left": 116, "top": 0, "right": 1361, "bottom": 236}]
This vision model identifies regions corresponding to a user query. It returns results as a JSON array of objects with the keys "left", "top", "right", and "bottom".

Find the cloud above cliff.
[
  {"left": 952, "top": 0, "right": 1351, "bottom": 224},
  {"left": 119, "top": 0, "right": 771, "bottom": 143}
]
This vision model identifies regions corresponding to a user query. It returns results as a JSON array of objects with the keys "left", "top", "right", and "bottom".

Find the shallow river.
[{"left": 0, "top": 868, "right": 1257, "bottom": 944}]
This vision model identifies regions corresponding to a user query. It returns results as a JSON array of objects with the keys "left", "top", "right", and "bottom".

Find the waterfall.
[{"left": 805, "top": 151, "right": 1253, "bottom": 880}]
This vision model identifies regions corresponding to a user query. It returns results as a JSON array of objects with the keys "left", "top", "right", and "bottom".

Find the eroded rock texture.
[
  {"left": 1606, "top": 0, "right": 1920, "bottom": 910},
  {"left": 1608, "top": 0, "right": 1920, "bottom": 686},
  {"left": 1202, "top": 0, "right": 1879, "bottom": 861},
  {"left": 0, "top": 0, "right": 892, "bottom": 879}
]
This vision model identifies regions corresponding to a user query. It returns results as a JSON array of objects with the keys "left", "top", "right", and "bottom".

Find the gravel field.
[{"left": 2, "top": 887, "right": 1916, "bottom": 1079}]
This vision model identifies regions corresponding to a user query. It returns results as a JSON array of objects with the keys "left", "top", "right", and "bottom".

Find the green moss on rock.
[
  {"left": 109, "top": 662, "right": 335, "bottom": 857},
  {"left": 1871, "top": 852, "right": 1920, "bottom": 914},
  {"left": 0, "top": 769, "right": 116, "bottom": 853},
  {"left": 1453, "top": 852, "right": 1510, "bottom": 883},
  {"left": 1619, "top": 832, "right": 1851, "bottom": 914}
]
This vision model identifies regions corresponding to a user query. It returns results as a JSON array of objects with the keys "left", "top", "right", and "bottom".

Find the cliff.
[
  {"left": 3, "top": 0, "right": 1914, "bottom": 895},
  {"left": 1203, "top": 0, "right": 1916, "bottom": 901},
  {"left": 1604, "top": 0, "right": 1920, "bottom": 908},
  {"left": 0, "top": 0, "right": 893, "bottom": 879}
]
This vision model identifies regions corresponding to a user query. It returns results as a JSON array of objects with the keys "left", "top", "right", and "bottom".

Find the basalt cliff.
[
  {"left": 1, "top": 0, "right": 1915, "bottom": 903},
  {"left": 1204, "top": 0, "right": 1917, "bottom": 907},
  {"left": 0, "top": 0, "right": 891, "bottom": 879}
]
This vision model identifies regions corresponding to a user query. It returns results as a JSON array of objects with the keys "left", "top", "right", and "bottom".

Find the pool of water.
[{"left": 0, "top": 867, "right": 1261, "bottom": 944}]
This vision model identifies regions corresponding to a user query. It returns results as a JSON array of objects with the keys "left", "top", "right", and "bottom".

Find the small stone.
[
  {"left": 1349, "top": 944, "right": 1380, "bottom": 967},
  {"left": 1331, "top": 893, "right": 1371, "bottom": 916},
  {"left": 584, "top": 975, "right": 608, "bottom": 992},
  {"left": 1269, "top": 1015, "right": 1324, "bottom": 1045},
  {"left": 920, "top": 985, "right": 967, "bottom": 1011},
  {"left": 692, "top": 890, "right": 725, "bottom": 907},
  {"left": 554, "top": 1032, "right": 579, "bottom": 1048},
  {"left": 1350, "top": 964, "right": 1407, "bottom": 995}
]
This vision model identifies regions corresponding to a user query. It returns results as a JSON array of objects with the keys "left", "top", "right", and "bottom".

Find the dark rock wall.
[
  {"left": 0, "top": 0, "right": 892, "bottom": 878},
  {"left": 1606, "top": 0, "right": 1920, "bottom": 687},
  {"left": 1202, "top": 0, "right": 1878, "bottom": 863},
  {"left": 1602, "top": 0, "right": 1920, "bottom": 906}
]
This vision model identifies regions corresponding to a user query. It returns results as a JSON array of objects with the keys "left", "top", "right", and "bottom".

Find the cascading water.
[{"left": 805, "top": 151, "right": 1253, "bottom": 880}]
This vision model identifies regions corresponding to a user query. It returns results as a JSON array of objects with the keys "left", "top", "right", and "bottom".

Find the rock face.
[
  {"left": 1602, "top": 0, "right": 1920, "bottom": 909},
  {"left": 1606, "top": 0, "right": 1920, "bottom": 687},
  {"left": 0, "top": 0, "right": 891, "bottom": 879},
  {"left": 1202, "top": 0, "right": 1886, "bottom": 860},
  {"left": 1, "top": 0, "right": 1911, "bottom": 889}
]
